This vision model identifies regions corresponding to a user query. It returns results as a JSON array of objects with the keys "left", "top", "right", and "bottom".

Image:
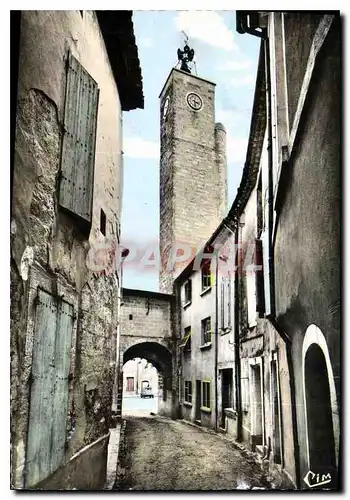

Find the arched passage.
[
  {"left": 123, "top": 341, "right": 172, "bottom": 381},
  {"left": 120, "top": 341, "right": 175, "bottom": 418},
  {"left": 302, "top": 324, "right": 338, "bottom": 486}
]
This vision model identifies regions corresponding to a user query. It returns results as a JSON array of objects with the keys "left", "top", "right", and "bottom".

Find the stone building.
[
  {"left": 173, "top": 10, "right": 340, "bottom": 491},
  {"left": 119, "top": 288, "right": 175, "bottom": 417},
  {"left": 10, "top": 10, "right": 143, "bottom": 489},
  {"left": 159, "top": 67, "right": 228, "bottom": 293}
]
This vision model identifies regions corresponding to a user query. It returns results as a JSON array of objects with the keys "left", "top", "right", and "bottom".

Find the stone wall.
[
  {"left": 119, "top": 289, "right": 177, "bottom": 418},
  {"left": 11, "top": 10, "right": 123, "bottom": 487},
  {"left": 159, "top": 69, "right": 227, "bottom": 293}
]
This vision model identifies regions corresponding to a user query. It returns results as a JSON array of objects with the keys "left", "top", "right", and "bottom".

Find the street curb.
[{"left": 113, "top": 419, "right": 127, "bottom": 490}]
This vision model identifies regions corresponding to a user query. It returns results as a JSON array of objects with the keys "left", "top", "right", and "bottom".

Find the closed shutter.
[
  {"left": 227, "top": 271, "right": 232, "bottom": 328},
  {"left": 255, "top": 239, "right": 266, "bottom": 316},
  {"left": 59, "top": 52, "right": 99, "bottom": 223},
  {"left": 26, "top": 290, "right": 73, "bottom": 487},
  {"left": 220, "top": 280, "right": 225, "bottom": 329},
  {"left": 246, "top": 268, "right": 257, "bottom": 328}
]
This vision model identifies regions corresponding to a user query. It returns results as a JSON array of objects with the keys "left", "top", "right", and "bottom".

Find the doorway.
[
  {"left": 195, "top": 380, "right": 201, "bottom": 422},
  {"left": 250, "top": 361, "right": 263, "bottom": 447},
  {"left": 221, "top": 369, "right": 233, "bottom": 428},
  {"left": 305, "top": 344, "right": 336, "bottom": 483}
]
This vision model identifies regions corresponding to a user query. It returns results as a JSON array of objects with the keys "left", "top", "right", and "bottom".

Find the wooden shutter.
[
  {"left": 246, "top": 268, "right": 257, "bottom": 328},
  {"left": 59, "top": 52, "right": 99, "bottom": 223},
  {"left": 255, "top": 239, "right": 266, "bottom": 316},
  {"left": 220, "top": 280, "right": 225, "bottom": 329},
  {"left": 26, "top": 290, "right": 73, "bottom": 487},
  {"left": 227, "top": 271, "right": 232, "bottom": 328}
]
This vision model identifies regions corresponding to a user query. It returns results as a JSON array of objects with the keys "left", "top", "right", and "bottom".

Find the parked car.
[{"left": 140, "top": 386, "right": 154, "bottom": 398}]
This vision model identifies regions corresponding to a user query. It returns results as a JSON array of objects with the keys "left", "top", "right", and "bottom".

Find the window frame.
[
  {"left": 183, "top": 326, "right": 192, "bottom": 352},
  {"left": 184, "top": 380, "right": 192, "bottom": 404},
  {"left": 201, "top": 317, "right": 212, "bottom": 346},
  {"left": 201, "top": 380, "right": 211, "bottom": 411},
  {"left": 184, "top": 279, "right": 192, "bottom": 306},
  {"left": 201, "top": 261, "right": 212, "bottom": 292}
]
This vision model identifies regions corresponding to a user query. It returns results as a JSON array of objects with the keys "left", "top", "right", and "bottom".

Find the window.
[
  {"left": 59, "top": 52, "right": 99, "bottom": 227},
  {"left": 202, "top": 381, "right": 211, "bottom": 409},
  {"left": 184, "top": 326, "right": 191, "bottom": 351},
  {"left": 184, "top": 381, "right": 192, "bottom": 403},
  {"left": 201, "top": 261, "right": 212, "bottom": 291},
  {"left": 126, "top": 377, "right": 134, "bottom": 392},
  {"left": 201, "top": 317, "right": 212, "bottom": 345},
  {"left": 184, "top": 279, "right": 192, "bottom": 304}
]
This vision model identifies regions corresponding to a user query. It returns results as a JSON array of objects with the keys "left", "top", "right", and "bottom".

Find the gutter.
[{"left": 234, "top": 225, "right": 242, "bottom": 440}]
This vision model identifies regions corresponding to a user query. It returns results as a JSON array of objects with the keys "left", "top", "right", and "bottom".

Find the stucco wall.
[
  {"left": 274, "top": 20, "right": 340, "bottom": 481},
  {"left": 11, "top": 10, "right": 124, "bottom": 487},
  {"left": 179, "top": 258, "right": 217, "bottom": 429}
]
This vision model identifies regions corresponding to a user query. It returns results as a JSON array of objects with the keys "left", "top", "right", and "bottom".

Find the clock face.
[
  {"left": 163, "top": 96, "right": 170, "bottom": 118},
  {"left": 186, "top": 92, "right": 203, "bottom": 111}
]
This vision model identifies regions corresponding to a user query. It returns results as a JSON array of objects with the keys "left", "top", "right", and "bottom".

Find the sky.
[{"left": 121, "top": 10, "right": 260, "bottom": 292}]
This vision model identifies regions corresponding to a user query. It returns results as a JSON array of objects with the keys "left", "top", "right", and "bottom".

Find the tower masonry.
[{"left": 159, "top": 66, "right": 228, "bottom": 293}]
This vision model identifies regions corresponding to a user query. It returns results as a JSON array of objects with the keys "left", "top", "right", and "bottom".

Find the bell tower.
[{"left": 159, "top": 42, "right": 227, "bottom": 293}]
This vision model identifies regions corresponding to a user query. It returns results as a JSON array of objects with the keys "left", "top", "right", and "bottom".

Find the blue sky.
[{"left": 121, "top": 11, "right": 260, "bottom": 292}]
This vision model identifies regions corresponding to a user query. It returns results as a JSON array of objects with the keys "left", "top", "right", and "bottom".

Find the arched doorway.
[
  {"left": 121, "top": 342, "right": 173, "bottom": 418},
  {"left": 302, "top": 324, "right": 338, "bottom": 487}
]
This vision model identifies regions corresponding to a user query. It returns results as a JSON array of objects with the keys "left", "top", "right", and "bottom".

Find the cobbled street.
[{"left": 116, "top": 415, "right": 270, "bottom": 491}]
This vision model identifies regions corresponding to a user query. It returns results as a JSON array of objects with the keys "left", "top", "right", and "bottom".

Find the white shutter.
[{"left": 246, "top": 268, "right": 257, "bottom": 328}]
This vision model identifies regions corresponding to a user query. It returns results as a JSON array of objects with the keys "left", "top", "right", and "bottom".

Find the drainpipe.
[
  {"left": 214, "top": 251, "right": 219, "bottom": 432},
  {"left": 234, "top": 225, "right": 242, "bottom": 441}
]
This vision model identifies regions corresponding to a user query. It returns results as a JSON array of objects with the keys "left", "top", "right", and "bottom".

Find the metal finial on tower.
[{"left": 177, "top": 32, "right": 195, "bottom": 74}]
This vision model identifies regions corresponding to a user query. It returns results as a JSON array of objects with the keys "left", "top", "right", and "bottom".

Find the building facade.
[
  {"left": 10, "top": 10, "right": 143, "bottom": 489},
  {"left": 123, "top": 358, "right": 159, "bottom": 396},
  {"left": 174, "top": 11, "right": 340, "bottom": 491}
]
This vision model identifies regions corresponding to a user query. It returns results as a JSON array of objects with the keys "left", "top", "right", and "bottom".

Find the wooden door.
[{"left": 26, "top": 290, "right": 73, "bottom": 487}]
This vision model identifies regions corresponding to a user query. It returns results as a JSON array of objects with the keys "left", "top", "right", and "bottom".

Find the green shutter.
[
  {"left": 26, "top": 290, "right": 73, "bottom": 487},
  {"left": 59, "top": 52, "right": 99, "bottom": 223}
]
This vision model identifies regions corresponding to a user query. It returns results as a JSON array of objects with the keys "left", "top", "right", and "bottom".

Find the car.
[{"left": 140, "top": 386, "right": 154, "bottom": 398}]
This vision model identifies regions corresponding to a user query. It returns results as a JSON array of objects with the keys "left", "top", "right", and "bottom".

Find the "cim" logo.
[{"left": 303, "top": 470, "right": 332, "bottom": 488}]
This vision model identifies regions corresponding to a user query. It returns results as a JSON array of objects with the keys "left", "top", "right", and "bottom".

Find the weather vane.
[{"left": 177, "top": 31, "right": 196, "bottom": 74}]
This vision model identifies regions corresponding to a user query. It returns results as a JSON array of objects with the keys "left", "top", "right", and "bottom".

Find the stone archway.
[
  {"left": 302, "top": 324, "right": 339, "bottom": 487},
  {"left": 121, "top": 341, "right": 174, "bottom": 418}
]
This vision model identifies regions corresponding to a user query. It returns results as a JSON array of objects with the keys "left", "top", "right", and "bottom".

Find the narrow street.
[{"left": 116, "top": 415, "right": 270, "bottom": 491}]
